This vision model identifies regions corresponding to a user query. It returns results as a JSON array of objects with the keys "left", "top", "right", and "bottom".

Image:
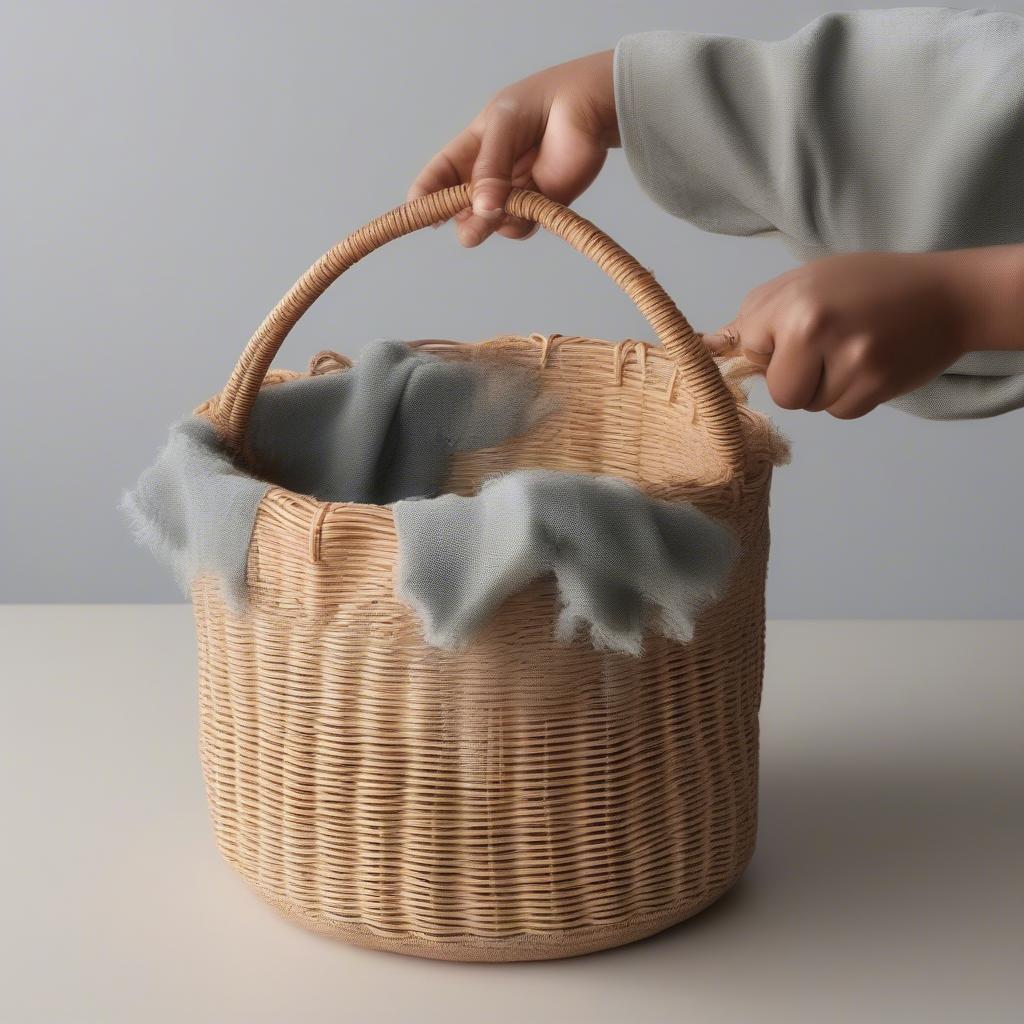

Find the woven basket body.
[{"left": 192, "top": 188, "right": 784, "bottom": 961}]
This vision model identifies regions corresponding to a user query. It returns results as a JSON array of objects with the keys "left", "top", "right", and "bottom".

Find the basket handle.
[{"left": 215, "top": 185, "right": 746, "bottom": 477}]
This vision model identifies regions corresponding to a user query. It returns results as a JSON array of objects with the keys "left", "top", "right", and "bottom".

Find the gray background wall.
[{"left": 3, "top": 0, "right": 1022, "bottom": 615}]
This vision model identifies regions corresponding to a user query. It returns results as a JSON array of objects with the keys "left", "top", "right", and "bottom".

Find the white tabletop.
[{"left": 2, "top": 608, "right": 1021, "bottom": 1023}]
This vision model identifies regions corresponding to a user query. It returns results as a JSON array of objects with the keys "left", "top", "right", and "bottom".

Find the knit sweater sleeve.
[{"left": 613, "top": 8, "right": 1024, "bottom": 419}]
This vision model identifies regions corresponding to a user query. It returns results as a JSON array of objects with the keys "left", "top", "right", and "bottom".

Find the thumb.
[
  {"left": 705, "top": 316, "right": 775, "bottom": 368},
  {"left": 459, "top": 99, "right": 527, "bottom": 247},
  {"left": 703, "top": 320, "right": 742, "bottom": 356},
  {"left": 470, "top": 100, "right": 524, "bottom": 219}
]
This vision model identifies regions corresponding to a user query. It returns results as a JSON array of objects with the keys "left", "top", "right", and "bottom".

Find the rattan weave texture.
[{"left": 192, "top": 187, "right": 786, "bottom": 960}]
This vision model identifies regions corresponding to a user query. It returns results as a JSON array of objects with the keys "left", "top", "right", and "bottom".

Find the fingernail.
[
  {"left": 472, "top": 197, "right": 503, "bottom": 220},
  {"left": 703, "top": 334, "right": 729, "bottom": 353}
]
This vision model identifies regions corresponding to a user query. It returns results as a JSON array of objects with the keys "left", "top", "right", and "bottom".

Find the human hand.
[
  {"left": 408, "top": 51, "right": 618, "bottom": 247},
  {"left": 702, "top": 249, "right": 1020, "bottom": 418}
]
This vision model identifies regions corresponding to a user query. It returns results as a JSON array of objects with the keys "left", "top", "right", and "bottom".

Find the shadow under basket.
[{"left": 191, "top": 186, "right": 787, "bottom": 961}]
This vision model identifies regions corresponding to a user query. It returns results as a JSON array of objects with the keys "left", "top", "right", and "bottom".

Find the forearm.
[{"left": 944, "top": 244, "right": 1024, "bottom": 354}]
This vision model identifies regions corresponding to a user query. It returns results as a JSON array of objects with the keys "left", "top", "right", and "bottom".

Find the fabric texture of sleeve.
[{"left": 614, "top": 8, "right": 1024, "bottom": 419}]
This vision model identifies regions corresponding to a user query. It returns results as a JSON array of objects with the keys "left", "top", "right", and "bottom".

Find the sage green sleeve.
[{"left": 613, "top": 7, "right": 1024, "bottom": 420}]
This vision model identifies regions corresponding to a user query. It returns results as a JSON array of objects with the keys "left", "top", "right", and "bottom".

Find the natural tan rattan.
[{"left": 192, "top": 187, "right": 787, "bottom": 961}]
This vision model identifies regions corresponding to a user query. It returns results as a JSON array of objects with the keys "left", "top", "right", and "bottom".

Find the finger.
[
  {"left": 826, "top": 377, "right": 884, "bottom": 420},
  {"left": 444, "top": 165, "right": 530, "bottom": 236},
  {"left": 471, "top": 99, "right": 523, "bottom": 215},
  {"left": 703, "top": 320, "right": 743, "bottom": 357},
  {"left": 453, "top": 202, "right": 531, "bottom": 238},
  {"left": 494, "top": 157, "right": 540, "bottom": 240},
  {"left": 765, "top": 332, "right": 824, "bottom": 410},
  {"left": 705, "top": 282, "right": 783, "bottom": 365},
  {"left": 459, "top": 99, "right": 532, "bottom": 247},
  {"left": 496, "top": 218, "right": 540, "bottom": 240},
  {"left": 408, "top": 129, "right": 481, "bottom": 221},
  {"left": 804, "top": 362, "right": 847, "bottom": 412},
  {"left": 502, "top": 221, "right": 540, "bottom": 241},
  {"left": 740, "top": 325, "right": 775, "bottom": 368},
  {"left": 804, "top": 343, "right": 860, "bottom": 412}
]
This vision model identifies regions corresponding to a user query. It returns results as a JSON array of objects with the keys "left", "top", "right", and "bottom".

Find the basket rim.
[{"left": 194, "top": 333, "right": 784, "bottom": 528}]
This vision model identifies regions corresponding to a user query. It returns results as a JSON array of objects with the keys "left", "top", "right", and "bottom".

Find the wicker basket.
[{"left": 193, "top": 185, "right": 785, "bottom": 961}]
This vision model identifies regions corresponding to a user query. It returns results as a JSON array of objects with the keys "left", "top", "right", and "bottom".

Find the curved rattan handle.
[{"left": 216, "top": 185, "right": 745, "bottom": 476}]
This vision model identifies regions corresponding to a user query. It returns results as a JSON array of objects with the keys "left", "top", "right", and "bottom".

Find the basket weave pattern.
[{"left": 191, "top": 187, "right": 783, "bottom": 961}]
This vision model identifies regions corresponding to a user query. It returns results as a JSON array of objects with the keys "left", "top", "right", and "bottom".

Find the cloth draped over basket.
[{"left": 124, "top": 338, "right": 740, "bottom": 656}]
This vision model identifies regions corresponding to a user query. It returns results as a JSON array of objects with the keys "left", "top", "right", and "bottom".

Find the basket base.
[{"left": 232, "top": 861, "right": 751, "bottom": 963}]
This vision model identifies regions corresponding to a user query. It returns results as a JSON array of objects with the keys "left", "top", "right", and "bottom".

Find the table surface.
[{"left": 2, "top": 607, "right": 1021, "bottom": 1023}]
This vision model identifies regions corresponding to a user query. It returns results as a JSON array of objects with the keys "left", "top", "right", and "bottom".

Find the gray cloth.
[
  {"left": 614, "top": 7, "right": 1024, "bottom": 420},
  {"left": 394, "top": 469, "right": 738, "bottom": 656},
  {"left": 122, "top": 417, "right": 270, "bottom": 610},
  {"left": 123, "top": 339, "right": 549, "bottom": 611},
  {"left": 123, "top": 340, "right": 738, "bottom": 654},
  {"left": 246, "top": 339, "right": 551, "bottom": 503}
]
